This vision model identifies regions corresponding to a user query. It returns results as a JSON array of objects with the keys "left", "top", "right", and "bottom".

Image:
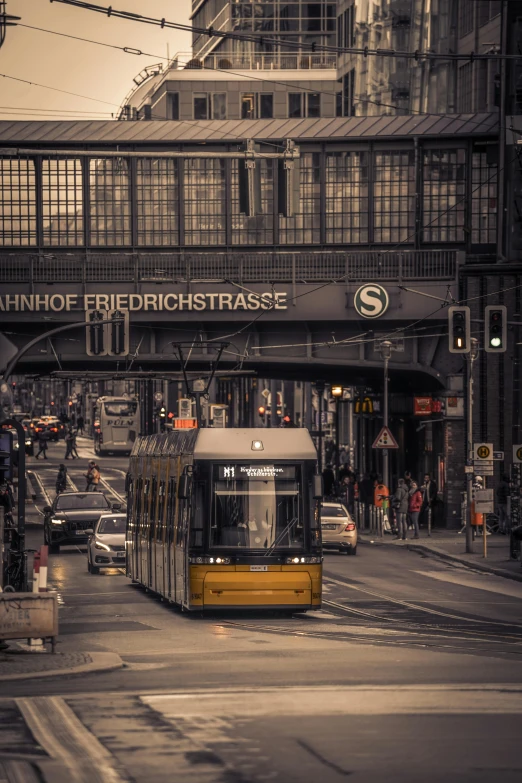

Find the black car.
[{"left": 43, "top": 492, "right": 121, "bottom": 553}]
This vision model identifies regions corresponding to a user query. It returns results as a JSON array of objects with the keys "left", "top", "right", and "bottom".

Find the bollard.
[
  {"left": 32, "top": 550, "right": 40, "bottom": 593},
  {"left": 39, "top": 546, "right": 48, "bottom": 592}
]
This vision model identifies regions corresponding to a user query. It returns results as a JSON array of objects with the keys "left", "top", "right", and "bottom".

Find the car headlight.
[
  {"left": 51, "top": 518, "right": 64, "bottom": 525},
  {"left": 285, "top": 556, "right": 322, "bottom": 564},
  {"left": 94, "top": 540, "right": 111, "bottom": 551}
]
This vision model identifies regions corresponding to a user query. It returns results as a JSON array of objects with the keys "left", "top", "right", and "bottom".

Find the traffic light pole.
[{"left": 465, "top": 339, "right": 479, "bottom": 554}]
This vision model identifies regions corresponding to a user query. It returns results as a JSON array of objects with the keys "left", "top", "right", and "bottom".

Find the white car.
[
  {"left": 320, "top": 501, "right": 357, "bottom": 555},
  {"left": 87, "top": 513, "right": 126, "bottom": 574}
]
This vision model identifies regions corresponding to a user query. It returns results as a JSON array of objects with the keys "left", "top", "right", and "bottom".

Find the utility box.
[{"left": 0, "top": 592, "right": 58, "bottom": 651}]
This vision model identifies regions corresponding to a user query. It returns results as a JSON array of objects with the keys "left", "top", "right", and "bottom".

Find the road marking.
[
  {"left": 99, "top": 477, "right": 126, "bottom": 505},
  {"left": 142, "top": 684, "right": 522, "bottom": 718},
  {"left": 30, "top": 470, "right": 53, "bottom": 506},
  {"left": 16, "top": 696, "right": 126, "bottom": 783},
  {"left": 413, "top": 570, "right": 522, "bottom": 599},
  {"left": 67, "top": 474, "right": 79, "bottom": 492}
]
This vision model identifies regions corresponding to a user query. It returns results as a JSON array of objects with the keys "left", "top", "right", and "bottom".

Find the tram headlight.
[
  {"left": 189, "top": 556, "right": 231, "bottom": 565},
  {"left": 285, "top": 556, "right": 322, "bottom": 564}
]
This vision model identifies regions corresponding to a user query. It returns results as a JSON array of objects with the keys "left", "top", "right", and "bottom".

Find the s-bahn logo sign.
[
  {"left": 354, "top": 285, "right": 389, "bottom": 319},
  {"left": 0, "top": 292, "right": 288, "bottom": 313}
]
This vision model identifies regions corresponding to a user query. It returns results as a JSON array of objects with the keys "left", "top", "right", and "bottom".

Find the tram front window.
[{"left": 211, "top": 464, "right": 303, "bottom": 549}]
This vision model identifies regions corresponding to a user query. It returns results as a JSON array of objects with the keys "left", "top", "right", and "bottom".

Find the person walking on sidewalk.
[
  {"left": 35, "top": 431, "right": 49, "bottom": 459},
  {"left": 56, "top": 464, "right": 67, "bottom": 495},
  {"left": 408, "top": 481, "right": 423, "bottom": 539},
  {"left": 496, "top": 474, "right": 511, "bottom": 534},
  {"left": 393, "top": 479, "right": 410, "bottom": 540},
  {"left": 421, "top": 473, "right": 438, "bottom": 529},
  {"left": 76, "top": 414, "right": 84, "bottom": 436}
]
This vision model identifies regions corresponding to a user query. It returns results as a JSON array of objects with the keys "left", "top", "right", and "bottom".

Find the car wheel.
[
  {"left": 90, "top": 565, "right": 100, "bottom": 575},
  {"left": 349, "top": 546, "right": 357, "bottom": 556}
]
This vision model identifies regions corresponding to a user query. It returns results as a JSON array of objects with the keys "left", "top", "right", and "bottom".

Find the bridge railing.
[{"left": 0, "top": 249, "right": 462, "bottom": 285}]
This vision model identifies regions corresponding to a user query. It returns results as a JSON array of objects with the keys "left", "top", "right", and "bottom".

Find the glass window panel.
[
  {"left": 307, "top": 93, "right": 321, "bottom": 117},
  {"left": 194, "top": 94, "right": 209, "bottom": 120},
  {"left": 231, "top": 159, "right": 273, "bottom": 245},
  {"left": 373, "top": 150, "right": 414, "bottom": 243},
  {"left": 184, "top": 159, "right": 226, "bottom": 246},
  {"left": 422, "top": 149, "right": 466, "bottom": 243},
  {"left": 289, "top": 93, "right": 303, "bottom": 118},
  {"left": 260, "top": 93, "right": 273, "bottom": 118},
  {"left": 0, "top": 158, "right": 37, "bottom": 246},
  {"left": 42, "top": 158, "right": 84, "bottom": 246},
  {"left": 168, "top": 93, "right": 179, "bottom": 120},
  {"left": 471, "top": 151, "right": 497, "bottom": 245},
  {"left": 241, "top": 93, "right": 256, "bottom": 119},
  {"left": 212, "top": 93, "right": 227, "bottom": 119},
  {"left": 325, "top": 151, "right": 369, "bottom": 244},
  {"left": 136, "top": 158, "right": 178, "bottom": 246},
  {"left": 89, "top": 158, "right": 131, "bottom": 246},
  {"left": 280, "top": 152, "right": 320, "bottom": 244}
]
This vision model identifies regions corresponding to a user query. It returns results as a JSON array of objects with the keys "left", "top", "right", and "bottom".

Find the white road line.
[
  {"left": 30, "top": 470, "right": 53, "bottom": 506},
  {"left": 67, "top": 474, "right": 79, "bottom": 492},
  {"left": 16, "top": 696, "right": 126, "bottom": 783},
  {"left": 99, "top": 477, "right": 126, "bottom": 505}
]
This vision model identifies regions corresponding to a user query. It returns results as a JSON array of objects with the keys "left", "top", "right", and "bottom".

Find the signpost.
[
  {"left": 513, "top": 445, "right": 522, "bottom": 464},
  {"left": 372, "top": 426, "right": 399, "bottom": 449},
  {"left": 473, "top": 442, "right": 494, "bottom": 477}
]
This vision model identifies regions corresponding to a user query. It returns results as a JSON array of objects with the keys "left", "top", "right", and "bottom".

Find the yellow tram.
[{"left": 126, "top": 428, "right": 323, "bottom": 611}]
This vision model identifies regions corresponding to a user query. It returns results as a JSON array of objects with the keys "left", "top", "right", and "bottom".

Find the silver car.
[
  {"left": 320, "top": 502, "right": 357, "bottom": 555},
  {"left": 87, "top": 513, "right": 127, "bottom": 574}
]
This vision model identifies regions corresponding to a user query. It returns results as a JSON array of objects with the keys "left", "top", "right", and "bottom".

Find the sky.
[{"left": 0, "top": 0, "right": 192, "bottom": 119}]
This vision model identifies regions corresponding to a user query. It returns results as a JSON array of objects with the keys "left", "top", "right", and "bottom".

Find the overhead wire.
[{"left": 0, "top": 73, "right": 121, "bottom": 107}]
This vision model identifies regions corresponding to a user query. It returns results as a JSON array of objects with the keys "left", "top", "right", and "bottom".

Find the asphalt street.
[{"left": 2, "top": 441, "right": 522, "bottom": 782}]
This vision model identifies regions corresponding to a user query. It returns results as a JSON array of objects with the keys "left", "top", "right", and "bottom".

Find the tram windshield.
[{"left": 211, "top": 464, "right": 304, "bottom": 549}]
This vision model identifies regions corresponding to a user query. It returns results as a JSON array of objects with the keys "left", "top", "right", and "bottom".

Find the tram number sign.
[
  {"left": 513, "top": 445, "right": 522, "bottom": 464},
  {"left": 250, "top": 565, "right": 268, "bottom": 572},
  {"left": 474, "top": 443, "right": 493, "bottom": 461}
]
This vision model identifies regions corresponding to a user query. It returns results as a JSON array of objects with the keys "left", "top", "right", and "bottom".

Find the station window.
[
  {"left": 240, "top": 93, "right": 274, "bottom": 119},
  {"left": 423, "top": 149, "right": 466, "bottom": 243},
  {"left": 231, "top": 158, "right": 274, "bottom": 245},
  {"left": 184, "top": 158, "right": 226, "bottom": 245},
  {"left": 136, "top": 158, "right": 179, "bottom": 246},
  {"left": 279, "top": 151, "right": 321, "bottom": 244},
  {"left": 89, "top": 158, "right": 131, "bottom": 246},
  {"left": 471, "top": 150, "right": 497, "bottom": 245},
  {"left": 373, "top": 151, "right": 415, "bottom": 244},
  {"left": 193, "top": 92, "right": 227, "bottom": 120},
  {"left": 168, "top": 92, "right": 179, "bottom": 120},
  {"left": 288, "top": 92, "right": 321, "bottom": 118},
  {"left": 0, "top": 158, "right": 37, "bottom": 246},
  {"left": 42, "top": 158, "right": 84, "bottom": 246},
  {"left": 326, "top": 151, "right": 369, "bottom": 244}
]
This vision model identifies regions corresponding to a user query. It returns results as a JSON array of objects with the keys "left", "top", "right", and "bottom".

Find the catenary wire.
[
  {"left": 50, "top": 0, "right": 522, "bottom": 61},
  {"left": 0, "top": 73, "right": 121, "bottom": 106}
]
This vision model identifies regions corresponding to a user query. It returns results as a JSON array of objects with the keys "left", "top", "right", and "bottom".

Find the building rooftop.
[{"left": 0, "top": 113, "right": 498, "bottom": 146}]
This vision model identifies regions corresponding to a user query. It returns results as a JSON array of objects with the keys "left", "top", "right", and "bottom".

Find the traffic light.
[
  {"left": 448, "top": 306, "right": 471, "bottom": 354},
  {"left": 238, "top": 140, "right": 262, "bottom": 217},
  {"left": 86, "top": 309, "right": 107, "bottom": 356},
  {"left": 108, "top": 309, "right": 129, "bottom": 356},
  {"left": 484, "top": 305, "right": 507, "bottom": 353}
]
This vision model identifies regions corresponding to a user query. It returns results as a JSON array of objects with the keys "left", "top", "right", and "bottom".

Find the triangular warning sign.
[{"left": 372, "top": 426, "right": 399, "bottom": 449}]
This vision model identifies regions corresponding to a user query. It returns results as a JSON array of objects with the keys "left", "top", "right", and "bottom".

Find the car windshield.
[
  {"left": 98, "top": 517, "right": 126, "bottom": 534},
  {"left": 56, "top": 494, "right": 109, "bottom": 510},
  {"left": 211, "top": 464, "right": 304, "bottom": 549},
  {"left": 321, "top": 506, "right": 347, "bottom": 518},
  {"left": 103, "top": 402, "right": 137, "bottom": 416}
]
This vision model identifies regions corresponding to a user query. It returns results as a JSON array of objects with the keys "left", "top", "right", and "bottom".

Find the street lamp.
[
  {"left": 466, "top": 337, "right": 479, "bottom": 554},
  {"left": 331, "top": 384, "right": 343, "bottom": 479},
  {"left": 379, "top": 340, "right": 393, "bottom": 490}
]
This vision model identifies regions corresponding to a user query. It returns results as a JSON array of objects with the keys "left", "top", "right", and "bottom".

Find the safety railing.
[{"left": 0, "top": 250, "right": 462, "bottom": 285}]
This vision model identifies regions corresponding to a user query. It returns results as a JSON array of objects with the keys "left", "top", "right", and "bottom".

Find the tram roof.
[{"left": 131, "top": 428, "right": 317, "bottom": 460}]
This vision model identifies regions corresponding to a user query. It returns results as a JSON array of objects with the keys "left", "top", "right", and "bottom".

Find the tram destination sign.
[
  {"left": 219, "top": 465, "right": 296, "bottom": 479},
  {"left": 0, "top": 292, "right": 288, "bottom": 313}
]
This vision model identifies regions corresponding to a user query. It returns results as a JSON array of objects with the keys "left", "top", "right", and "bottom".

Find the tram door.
[
  {"left": 166, "top": 476, "right": 177, "bottom": 599},
  {"left": 148, "top": 476, "right": 157, "bottom": 589},
  {"left": 175, "top": 496, "right": 190, "bottom": 606},
  {"left": 131, "top": 478, "right": 142, "bottom": 581}
]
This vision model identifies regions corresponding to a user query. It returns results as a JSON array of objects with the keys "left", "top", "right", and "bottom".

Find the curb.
[
  {"left": 0, "top": 651, "right": 123, "bottom": 682},
  {"left": 406, "top": 543, "right": 522, "bottom": 583}
]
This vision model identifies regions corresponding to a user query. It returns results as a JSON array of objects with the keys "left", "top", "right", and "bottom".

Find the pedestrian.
[
  {"left": 70, "top": 429, "right": 79, "bottom": 459},
  {"left": 84, "top": 460, "right": 100, "bottom": 491},
  {"left": 64, "top": 429, "right": 75, "bottom": 459},
  {"left": 322, "top": 463, "right": 335, "bottom": 498},
  {"left": 404, "top": 470, "right": 414, "bottom": 490},
  {"left": 55, "top": 464, "right": 67, "bottom": 495},
  {"left": 339, "top": 474, "right": 355, "bottom": 515},
  {"left": 392, "top": 478, "right": 410, "bottom": 540},
  {"left": 408, "top": 481, "right": 423, "bottom": 539},
  {"left": 35, "top": 431, "right": 49, "bottom": 459},
  {"left": 496, "top": 474, "right": 511, "bottom": 534},
  {"left": 76, "top": 414, "right": 84, "bottom": 436},
  {"left": 421, "top": 472, "right": 438, "bottom": 528}
]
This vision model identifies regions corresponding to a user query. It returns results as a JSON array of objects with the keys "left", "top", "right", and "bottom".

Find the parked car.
[
  {"left": 87, "top": 513, "right": 127, "bottom": 574},
  {"left": 320, "top": 501, "right": 357, "bottom": 555},
  {"left": 43, "top": 492, "right": 120, "bottom": 553}
]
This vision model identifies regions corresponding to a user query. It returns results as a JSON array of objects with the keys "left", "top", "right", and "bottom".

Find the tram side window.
[
  {"left": 157, "top": 480, "right": 166, "bottom": 542},
  {"left": 142, "top": 479, "right": 150, "bottom": 539},
  {"left": 149, "top": 476, "right": 157, "bottom": 541},
  {"left": 166, "top": 477, "right": 177, "bottom": 546},
  {"left": 190, "top": 481, "right": 205, "bottom": 548},
  {"left": 134, "top": 478, "right": 143, "bottom": 538}
]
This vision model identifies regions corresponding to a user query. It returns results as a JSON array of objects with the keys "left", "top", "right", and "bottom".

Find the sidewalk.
[
  {"left": 0, "top": 646, "right": 123, "bottom": 681},
  {"left": 359, "top": 528, "right": 522, "bottom": 582}
]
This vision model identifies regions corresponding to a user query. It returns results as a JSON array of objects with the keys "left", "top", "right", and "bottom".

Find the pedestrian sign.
[
  {"left": 513, "top": 445, "right": 522, "bottom": 464},
  {"left": 473, "top": 443, "right": 493, "bottom": 461},
  {"left": 372, "top": 426, "right": 399, "bottom": 449}
]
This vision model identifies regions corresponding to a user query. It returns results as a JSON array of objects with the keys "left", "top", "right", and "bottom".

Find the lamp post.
[
  {"left": 379, "top": 340, "right": 393, "bottom": 490},
  {"left": 314, "top": 381, "right": 326, "bottom": 472},
  {"left": 466, "top": 337, "right": 479, "bottom": 554},
  {"left": 331, "top": 384, "right": 343, "bottom": 479}
]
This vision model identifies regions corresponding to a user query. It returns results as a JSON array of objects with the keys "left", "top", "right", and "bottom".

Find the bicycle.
[{"left": 3, "top": 548, "right": 37, "bottom": 592}]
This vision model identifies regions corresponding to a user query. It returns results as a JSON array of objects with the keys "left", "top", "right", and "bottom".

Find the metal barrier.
[{"left": 368, "top": 505, "right": 385, "bottom": 538}]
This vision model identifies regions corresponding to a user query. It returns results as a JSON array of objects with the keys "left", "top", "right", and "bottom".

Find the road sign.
[
  {"left": 354, "top": 284, "right": 389, "bottom": 319},
  {"left": 154, "top": 391, "right": 163, "bottom": 402},
  {"left": 372, "top": 426, "right": 399, "bottom": 449},
  {"left": 473, "top": 462, "right": 494, "bottom": 476},
  {"left": 493, "top": 451, "right": 504, "bottom": 461},
  {"left": 261, "top": 388, "right": 270, "bottom": 400},
  {"left": 474, "top": 488, "right": 494, "bottom": 514},
  {"left": 513, "top": 445, "right": 522, "bottom": 464},
  {"left": 473, "top": 443, "right": 493, "bottom": 461}
]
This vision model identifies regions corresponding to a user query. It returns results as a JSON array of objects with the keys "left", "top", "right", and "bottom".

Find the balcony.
[{"left": 169, "top": 51, "right": 337, "bottom": 72}]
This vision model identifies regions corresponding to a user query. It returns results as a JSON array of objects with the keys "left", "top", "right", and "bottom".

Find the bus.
[
  {"left": 93, "top": 396, "right": 139, "bottom": 456},
  {"left": 126, "top": 428, "right": 323, "bottom": 612}
]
